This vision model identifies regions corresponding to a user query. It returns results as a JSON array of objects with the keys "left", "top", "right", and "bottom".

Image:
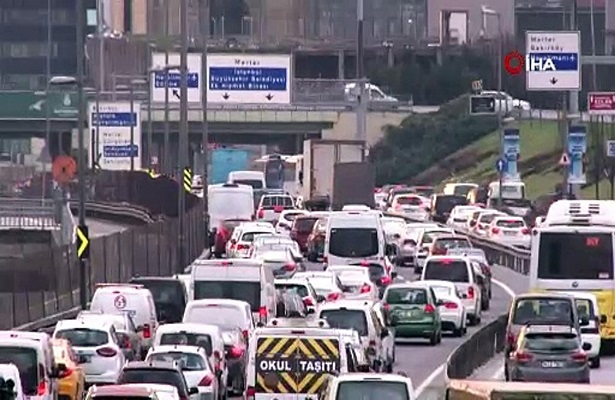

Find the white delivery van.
[
  {"left": 190, "top": 259, "right": 276, "bottom": 324},
  {"left": 227, "top": 171, "right": 266, "bottom": 190},
  {"left": 208, "top": 183, "right": 255, "bottom": 230},
  {"left": 324, "top": 211, "right": 387, "bottom": 266}
]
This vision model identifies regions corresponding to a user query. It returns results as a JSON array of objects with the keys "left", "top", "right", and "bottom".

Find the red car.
[
  {"left": 290, "top": 215, "right": 320, "bottom": 252},
  {"left": 212, "top": 219, "right": 250, "bottom": 257}
]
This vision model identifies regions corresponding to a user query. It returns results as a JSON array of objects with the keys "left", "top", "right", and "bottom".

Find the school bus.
[{"left": 446, "top": 380, "right": 615, "bottom": 400}]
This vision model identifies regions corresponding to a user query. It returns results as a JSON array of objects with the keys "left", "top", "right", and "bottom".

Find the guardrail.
[{"left": 69, "top": 201, "right": 156, "bottom": 224}]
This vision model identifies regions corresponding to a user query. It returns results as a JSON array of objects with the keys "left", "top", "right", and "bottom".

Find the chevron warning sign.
[{"left": 183, "top": 167, "right": 192, "bottom": 193}]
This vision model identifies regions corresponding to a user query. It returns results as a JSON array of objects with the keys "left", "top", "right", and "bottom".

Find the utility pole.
[
  {"left": 200, "top": 0, "right": 210, "bottom": 244},
  {"left": 164, "top": 0, "right": 170, "bottom": 174},
  {"left": 129, "top": 83, "right": 135, "bottom": 171},
  {"left": 43, "top": 0, "right": 52, "bottom": 199},
  {"left": 568, "top": 0, "right": 580, "bottom": 198},
  {"left": 356, "top": 0, "right": 366, "bottom": 142},
  {"left": 178, "top": 0, "right": 188, "bottom": 270},
  {"left": 75, "top": 0, "right": 87, "bottom": 310},
  {"left": 146, "top": 1, "right": 153, "bottom": 170}
]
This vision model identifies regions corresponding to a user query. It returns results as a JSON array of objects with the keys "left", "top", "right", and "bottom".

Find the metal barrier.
[{"left": 0, "top": 198, "right": 58, "bottom": 230}]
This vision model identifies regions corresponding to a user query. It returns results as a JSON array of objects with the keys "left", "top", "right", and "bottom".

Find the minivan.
[
  {"left": 208, "top": 183, "right": 254, "bottom": 256},
  {"left": 324, "top": 211, "right": 389, "bottom": 266},
  {"left": 129, "top": 276, "right": 188, "bottom": 324}
]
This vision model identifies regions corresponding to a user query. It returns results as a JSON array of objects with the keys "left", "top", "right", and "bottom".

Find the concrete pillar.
[{"left": 338, "top": 50, "right": 345, "bottom": 79}]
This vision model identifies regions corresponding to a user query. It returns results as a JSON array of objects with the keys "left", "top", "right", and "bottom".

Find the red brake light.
[
  {"left": 432, "top": 249, "right": 447, "bottom": 255},
  {"left": 491, "top": 227, "right": 500, "bottom": 234},
  {"left": 302, "top": 297, "right": 314, "bottom": 306},
  {"left": 58, "top": 367, "right": 73, "bottom": 379},
  {"left": 522, "top": 228, "right": 530, "bottom": 234},
  {"left": 514, "top": 351, "right": 533, "bottom": 362},
  {"left": 228, "top": 346, "right": 245, "bottom": 358},
  {"left": 440, "top": 258, "right": 453, "bottom": 264},
  {"left": 242, "top": 329, "right": 249, "bottom": 341},
  {"left": 236, "top": 243, "right": 247, "bottom": 251},
  {"left": 142, "top": 324, "right": 152, "bottom": 339},
  {"left": 424, "top": 304, "right": 436, "bottom": 313},
  {"left": 37, "top": 380, "right": 47, "bottom": 395},
  {"left": 443, "top": 301, "right": 458, "bottom": 309},
  {"left": 380, "top": 276, "right": 392, "bottom": 285},
  {"left": 467, "top": 287, "right": 475, "bottom": 299},
  {"left": 360, "top": 284, "right": 371, "bottom": 293},
  {"left": 507, "top": 331, "right": 516, "bottom": 346},
  {"left": 259, "top": 306, "right": 268, "bottom": 318},
  {"left": 257, "top": 208, "right": 264, "bottom": 219},
  {"left": 96, "top": 347, "right": 118, "bottom": 357},
  {"left": 283, "top": 263, "right": 296, "bottom": 271},
  {"left": 360, "top": 260, "right": 370, "bottom": 266},
  {"left": 274, "top": 206, "right": 284, "bottom": 212},
  {"left": 327, "top": 292, "right": 341, "bottom": 301},
  {"left": 246, "top": 386, "right": 256, "bottom": 400},
  {"left": 571, "top": 351, "right": 588, "bottom": 363},
  {"left": 199, "top": 374, "right": 214, "bottom": 386}
]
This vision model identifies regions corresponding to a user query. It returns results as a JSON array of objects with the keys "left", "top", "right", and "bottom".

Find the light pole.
[
  {"left": 178, "top": 0, "right": 189, "bottom": 271},
  {"left": 481, "top": 5, "right": 505, "bottom": 206},
  {"left": 130, "top": 78, "right": 146, "bottom": 171},
  {"left": 200, "top": 0, "right": 210, "bottom": 243},
  {"left": 149, "top": 65, "right": 180, "bottom": 174},
  {"left": 356, "top": 0, "right": 366, "bottom": 142}
]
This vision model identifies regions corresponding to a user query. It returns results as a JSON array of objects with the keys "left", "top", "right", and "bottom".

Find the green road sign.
[{"left": 0, "top": 91, "right": 78, "bottom": 120}]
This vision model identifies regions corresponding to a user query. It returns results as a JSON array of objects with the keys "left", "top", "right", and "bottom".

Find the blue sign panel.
[
  {"left": 495, "top": 158, "right": 507, "bottom": 173},
  {"left": 526, "top": 53, "right": 578, "bottom": 71},
  {"left": 208, "top": 67, "right": 287, "bottom": 91},
  {"left": 502, "top": 128, "right": 521, "bottom": 181},
  {"left": 568, "top": 125, "right": 587, "bottom": 184},
  {"left": 607, "top": 140, "right": 615, "bottom": 158},
  {"left": 91, "top": 112, "right": 137, "bottom": 127},
  {"left": 153, "top": 72, "right": 199, "bottom": 89},
  {"left": 103, "top": 144, "right": 139, "bottom": 158}
]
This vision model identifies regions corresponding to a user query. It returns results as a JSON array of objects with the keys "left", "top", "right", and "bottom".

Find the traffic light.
[{"left": 0, "top": 378, "right": 16, "bottom": 400}]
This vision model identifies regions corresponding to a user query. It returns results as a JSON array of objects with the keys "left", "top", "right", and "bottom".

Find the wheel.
[
  {"left": 453, "top": 324, "right": 464, "bottom": 337},
  {"left": 429, "top": 332, "right": 438, "bottom": 346},
  {"left": 482, "top": 299, "right": 490, "bottom": 311},
  {"left": 307, "top": 252, "right": 316, "bottom": 262},
  {"left": 591, "top": 356, "right": 601, "bottom": 368},
  {"left": 468, "top": 314, "right": 478, "bottom": 326}
]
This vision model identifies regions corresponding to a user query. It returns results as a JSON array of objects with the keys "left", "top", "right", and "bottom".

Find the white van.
[
  {"left": 227, "top": 171, "right": 266, "bottom": 190},
  {"left": 324, "top": 211, "right": 386, "bottom": 266},
  {"left": 190, "top": 259, "right": 276, "bottom": 324},
  {"left": 560, "top": 291, "right": 602, "bottom": 368},
  {"left": 208, "top": 183, "right": 254, "bottom": 233},
  {"left": 0, "top": 332, "right": 58, "bottom": 400},
  {"left": 245, "top": 327, "right": 348, "bottom": 400},
  {"left": 443, "top": 183, "right": 479, "bottom": 198},
  {"left": 89, "top": 283, "right": 159, "bottom": 355},
  {"left": 0, "top": 363, "right": 25, "bottom": 400}
]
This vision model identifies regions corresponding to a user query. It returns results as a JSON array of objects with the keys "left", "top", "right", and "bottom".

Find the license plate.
[
  {"left": 405, "top": 310, "right": 418, "bottom": 317},
  {"left": 541, "top": 361, "right": 564, "bottom": 368},
  {"left": 80, "top": 354, "right": 92, "bottom": 363},
  {"left": 504, "top": 231, "right": 517, "bottom": 236}
]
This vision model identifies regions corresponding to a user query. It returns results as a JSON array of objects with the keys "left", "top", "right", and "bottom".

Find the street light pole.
[
  {"left": 356, "top": 0, "right": 366, "bottom": 142},
  {"left": 147, "top": 68, "right": 153, "bottom": 170},
  {"left": 200, "top": 0, "right": 210, "bottom": 242},
  {"left": 75, "top": 0, "right": 87, "bottom": 310},
  {"left": 178, "top": 0, "right": 189, "bottom": 270},
  {"left": 164, "top": 0, "right": 170, "bottom": 175},
  {"left": 129, "top": 83, "right": 135, "bottom": 171}
]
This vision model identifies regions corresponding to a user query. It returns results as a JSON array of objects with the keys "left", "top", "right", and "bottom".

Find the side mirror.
[
  {"left": 582, "top": 342, "right": 592, "bottom": 351},
  {"left": 306, "top": 308, "right": 315, "bottom": 314},
  {"left": 316, "top": 295, "right": 326, "bottom": 303},
  {"left": 580, "top": 317, "right": 590, "bottom": 326},
  {"left": 380, "top": 328, "right": 389, "bottom": 339},
  {"left": 476, "top": 275, "right": 484, "bottom": 285},
  {"left": 391, "top": 272, "right": 398, "bottom": 279},
  {"left": 189, "top": 387, "right": 199, "bottom": 395},
  {"left": 601, "top": 315, "right": 608, "bottom": 324}
]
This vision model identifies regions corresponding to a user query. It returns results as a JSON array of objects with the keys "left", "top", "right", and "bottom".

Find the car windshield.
[
  {"left": 576, "top": 299, "right": 595, "bottom": 319},
  {"left": 133, "top": 281, "right": 184, "bottom": 323},
  {"left": 234, "top": 179, "right": 263, "bottom": 189},
  {"left": 118, "top": 370, "right": 186, "bottom": 396},
  {"left": 320, "top": 309, "right": 368, "bottom": 336},
  {"left": 194, "top": 281, "right": 260, "bottom": 312},
  {"left": 329, "top": 228, "right": 379, "bottom": 258},
  {"left": 146, "top": 352, "right": 207, "bottom": 371},
  {"left": 523, "top": 333, "right": 579, "bottom": 352},
  {"left": 424, "top": 260, "right": 469, "bottom": 282},
  {"left": 336, "top": 381, "right": 410, "bottom": 400},
  {"left": 275, "top": 283, "right": 309, "bottom": 298},
  {"left": 0, "top": 347, "right": 37, "bottom": 395},
  {"left": 240, "top": 231, "right": 271, "bottom": 242},
  {"left": 294, "top": 217, "right": 318, "bottom": 233},
  {"left": 512, "top": 298, "right": 575, "bottom": 326},
  {"left": 385, "top": 288, "right": 428, "bottom": 305},
  {"left": 159, "top": 333, "right": 212, "bottom": 355},
  {"left": 55, "top": 328, "right": 109, "bottom": 347},
  {"left": 184, "top": 305, "right": 244, "bottom": 331},
  {"left": 433, "top": 238, "right": 470, "bottom": 251},
  {"left": 422, "top": 231, "right": 451, "bottom": 244}
]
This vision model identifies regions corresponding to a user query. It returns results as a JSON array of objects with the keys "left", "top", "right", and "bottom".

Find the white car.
[
  {"left": 225, "top": 222, "right": 276, "bottom": 258},
  {"left": 256, "top": 194, "right": 296, "bottom": 223},
  {"left": 326, "top": 265, "right": 379, "bottom": 301},
  {"left": 381, "top": 217, "right": 407, "bottom": 245},
  {"left": 446, "top": 205, "right": 482, "bottom": 231},
  {"left": 414, "top": 227, "right": 455, "bottom": 273},
  {"left": 388, "top": 194, "right": 429, "bottom": 221},
  {"left": 481, "top": 90, "right": 531, "bottom": 115},
  {"left": 414, "top": 280, "right": 467, "bottom": 337},
  {"left": 486, "top": 216, "right": 531, "bottom": 247},
  {"left": 146, "top": 346, "right": 219, "bottom": 400},
  {"left": 472, "top": 210, "right": 506, "bottom": 236},
  {"left": 293, "top": 271, "right": 345, "bottom": 302},
  {"left": 53, "top": 318, "right": 125, "bottom": 384},
  {"left": 274, "top": 209, "right": 308, "bottom": 235},
  {"left": 320, "top": 372, "right": 415, "bottom": 400},
  {"left": 274, "top": 278, "right": 322, "bottom": 313},
  {"left": 560, "top": 291, "right": 601, "bottom": 368},
  {"left": 117, "top": 384, "right": 181, "bottom": 400}
]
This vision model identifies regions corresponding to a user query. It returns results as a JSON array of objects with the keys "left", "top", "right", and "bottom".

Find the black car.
[
  {"left": 431, "top": 195, "right": 468, "bottom": 223},
  {"left": 129, "top": 276, "right": 188, "bottom": 323},
  {"left": 118, "top": 361, "right": 199, "bottom": 400}
]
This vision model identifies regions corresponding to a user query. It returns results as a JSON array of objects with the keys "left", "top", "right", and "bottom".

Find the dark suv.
[
  {"left": 118, "top": 361, "right": 198, "bottom": 400},
  {"left": 129, "top": 276, "right": 188, "bottom": 323}
]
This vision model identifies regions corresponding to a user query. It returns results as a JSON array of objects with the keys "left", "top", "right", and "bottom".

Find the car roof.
[
  {"left": 149, "top": 345, "right": 206, "bottom": 355},
  {"left": 56, "top": 318, "right": 113, "bottom": 330},
  {"left": 130, "top": 276, "right": 181, "bottom": 283},
  {"left": 333, "top": 372, "right": 412, "bottom": 383},
  {"left": 432, "top": 234, "right": 468, "bottom": 241},
  {"left": 327, "top": 265, "right": 366, "bottom": 272},
  {"left": 157, "top": 323, "right": 221, "bottom": 334},
  {"left": 385, "top": 282, "right": 431, "bottom": 290},
  {"left": 118, "top": 384, "right": 179, "bottom": 394},
  {"left": 187, "top": 299, "right": 248, "bottom": 308},
  {"left": 514, "top": 293, "right": 575, "bottom": 300},
  {"left": 319, "top": 300, "right": 374, "bottom": 311},
  {"left": 274, "top": 278, "right": 310, "bottom": 286},
  {"left": 90, "top": 385, "right": 157, "bottom": 398},
  {"left": 124, "top": 361, "right": 181, "bottom": 371},
  {"left": 558, "top": 291, "right": 598, "bottom": 302},
  {"left": 295, "top": 272, "right": 334, "bottom": 279}
]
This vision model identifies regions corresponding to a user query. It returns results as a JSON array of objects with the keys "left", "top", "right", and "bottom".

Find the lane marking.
[{"left": 414, "top": 276, "right": 516, "bottom": 398}]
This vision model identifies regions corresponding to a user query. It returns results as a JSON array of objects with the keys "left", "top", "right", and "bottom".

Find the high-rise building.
[{"left": 0, "top": 0, "right": 96, "bottom": 90}]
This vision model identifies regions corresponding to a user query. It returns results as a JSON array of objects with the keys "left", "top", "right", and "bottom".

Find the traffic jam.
[{"left": 0, "top": 180, "right": 603, "bottom": 400}]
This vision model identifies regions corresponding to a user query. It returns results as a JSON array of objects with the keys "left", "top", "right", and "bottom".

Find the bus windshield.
[{"left": 537, "top": 232, "right": 613, "bottom": 280}]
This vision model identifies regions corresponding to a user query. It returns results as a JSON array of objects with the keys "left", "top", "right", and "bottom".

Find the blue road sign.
[
  {"left": 526, "top": 53, "right": 578, "bottom": 71},
  {"left": 608, "top": 140, "right": 615, "bottom": 158},
  {"left": 153, "top": 72, "right": 199, "bottom": 89},
  {"left": 208, "top": 67, "right": 287, "bottom": 92},
  {"left": 91, "top": 112, "right": 137, "bottom": 127},
  {"left": 495, "top": 158, "right": 507, "bottom": 173}
]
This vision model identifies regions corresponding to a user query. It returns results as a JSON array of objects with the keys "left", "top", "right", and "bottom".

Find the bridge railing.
[{"left": 0, "top": 198, "right": 59, "bottom": 230}]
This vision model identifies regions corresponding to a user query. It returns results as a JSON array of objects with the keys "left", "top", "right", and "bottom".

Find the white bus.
[{"left": 529, "top": 200, "right": 615, "bottom": 342}]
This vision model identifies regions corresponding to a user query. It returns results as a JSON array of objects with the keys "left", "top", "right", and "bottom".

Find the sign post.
[
  {"left": 495, "top": 158, "right": 507, "bottom": 206},
  {"left": 607, "top": 140, "right": 615, "bottom": 199},
  {"left": 567, "top": 125, "right": 587, "bottom": 185},
  {"left": 88, "top": 102, "right": 142, "bottom": 171},
  {"left": 469, "top": 95, "right": 496, "bottom": 115},
  {"left": 525, "top": 31, "right": 581, "bottom": 91}
]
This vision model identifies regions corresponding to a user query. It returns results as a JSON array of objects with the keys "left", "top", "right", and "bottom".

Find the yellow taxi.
[{"left": 51, "top": 338, "right": 85, "bottom": 400}]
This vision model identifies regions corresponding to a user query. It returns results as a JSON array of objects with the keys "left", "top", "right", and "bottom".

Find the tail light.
[
  {"left": 514, "top": 351, "right": 533, "bottom": 363},
  {"left": 228, "top": 346, "right": 245, "bottom": 358},
  {"left": 424, "top": 304, "right": 436, "bottom": 313},
  {"left": 380, "top": 276, "right": 392, "bottom": 285},
  {"left": 259, "top": 306, "right": 268, "bottom": 318},
  {"left": 257, "top": 208, "right": 264, "bottom": 219},
  {"left": 507, "top": 331, "right": 516, "bottom": 346},
  {"left": 327, "top": 292, "right": 341, "bottom": 301},
  {"left": 521, "top": 228, "right": 530, "bottom": 235},
  {"left": 443, "top": 301, "right": 458, "bottom": 309},
  {"left": 58, "top": 367, "right": 73, "bottom": 379},
  {"left": 491, "top": 227, "right": 500, "bottom": 234},
  {"left": 242, "top": 329, "right": 250, "bottom": 341},
  {"left": 96, "top": 347, "right": 118, "bottom": 357},
  {"left": 199, "top": 374, "right": 214, "bottom": 386},
  {"left": 37, "top": 380, "right": 47, "bottom": 395},
  {"left": 283, "top": 263, "right": 296, "bottom": 271},
  {"left": 142, "top": 324, "right": 152, "bottom": 339},
  {"left": 467, "top": 287, "right": 475, "bottom": 299},
  {"left": 246, "top": 386, "right": 256, "bottom": 400},
  {"left": 360, "top": 284, "right": 371, "bottom": 293},
  {"left": 303, "top": 297, "right": 314, "bottom": 307},
  {"left": 274, "top": 206, "right": 283, "bottom": 213},
  {"left": 571, "top": 351, "right": 588, "bottom": 363},
  {"left": 236, "top": 243, "right": 247, "bottom": 251}
]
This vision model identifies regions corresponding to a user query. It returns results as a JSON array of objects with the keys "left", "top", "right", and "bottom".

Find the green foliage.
[{"left": 369, "top": 95, "right": 499, "bottom": 185}]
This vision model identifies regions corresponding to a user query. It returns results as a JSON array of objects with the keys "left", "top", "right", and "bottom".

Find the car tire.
[
  {"left": 591, "top": 356, "right": 601, "bottom": 368},
  {"left": 482, "top": 299, "right": 490, "bottom": 311},
  {"left": 429, "top": 332, "right": 438, "bottom": 346},
  {"left": 437, "top": 330, "right": 442, "bottom": 344},
  {"left": 468, "top": 314, "right": 478, "bottom": 326},
  {"left": 453, "top": 326, "right": 464, "bottom": 337}
]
